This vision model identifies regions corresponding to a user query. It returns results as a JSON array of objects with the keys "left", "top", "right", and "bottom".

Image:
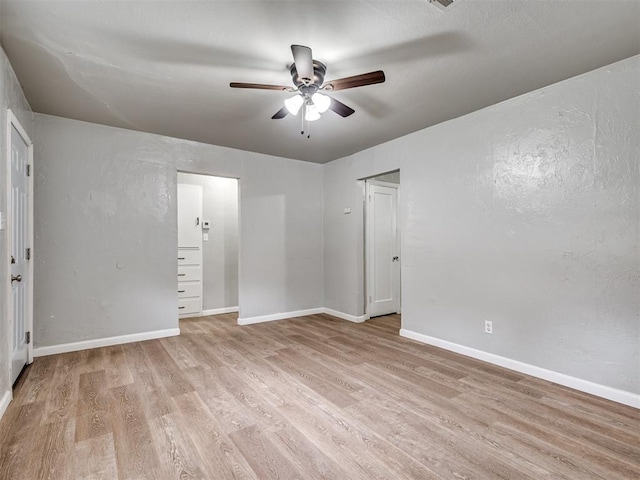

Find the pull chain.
[{"left": 300, "top": 103, "right": 311, "bottom": 139}]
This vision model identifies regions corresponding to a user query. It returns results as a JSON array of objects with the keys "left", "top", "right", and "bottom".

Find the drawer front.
[
  {"left": 178, "top": 265, "right": 200, "bottom": 282},
  {"left": 178, "top": 282, "right": 201, "bottom": 298},
  {"left": 178, "top": 249, "right": 201, "bottom": 266},
  {"left": 178, "top": 297, "right": 201, "bottom": 315}
]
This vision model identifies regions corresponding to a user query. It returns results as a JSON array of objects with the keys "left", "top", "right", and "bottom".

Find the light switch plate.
[{"left": 203, "top": 233, "right": 209, "bottom": 241}]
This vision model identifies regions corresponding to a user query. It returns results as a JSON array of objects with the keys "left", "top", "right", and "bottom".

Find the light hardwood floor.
[{"left": 1, "top": 313, "right": 638, "bottom": 479}]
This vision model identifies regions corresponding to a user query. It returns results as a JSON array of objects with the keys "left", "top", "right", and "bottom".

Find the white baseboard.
[
  {"left": 33, "top": 328, "right": 181, "bottom": 357},
  {"left": 323, "top": 308, "right": 367, "bottom": 323},
  {"left": 0, "top": 390, "right": 12, "bottom": 421},
  {"left": 400, "top": 329, "right": 639, "bottom": 409},
  {"left": 202, "top": 306, "right": 239, "bottom": 316},
  {"left": 238, "top": 308, "right": 324, "bottom": 326},
  {"left": 237, "top": 307, "right": 369, "bottom": 325}
]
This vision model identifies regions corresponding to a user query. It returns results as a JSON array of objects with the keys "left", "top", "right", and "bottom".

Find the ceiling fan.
[{"left": 230, "top": 45, "right": 385, "bottom": 128}]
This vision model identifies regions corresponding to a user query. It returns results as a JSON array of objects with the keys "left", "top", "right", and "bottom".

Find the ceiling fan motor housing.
[{"left": 290, "top": 61, "right": 326, "bottom": 94}]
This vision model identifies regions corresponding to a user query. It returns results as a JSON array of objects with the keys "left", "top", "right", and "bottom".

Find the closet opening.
[{"left": 177, "top": 172, "right": 239, "bottom": 319}]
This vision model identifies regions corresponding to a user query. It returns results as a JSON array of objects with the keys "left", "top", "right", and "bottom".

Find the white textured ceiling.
[{"left": 1, "top": 1, "right": 639, "bottom": 163}]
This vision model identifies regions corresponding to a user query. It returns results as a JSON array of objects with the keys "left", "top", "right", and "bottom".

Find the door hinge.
[
  {"left": 26, "top": 164, "right": 31, "bottom": 177},
  {"left": 26, "top": 248, "right": 31, "bottom": 260},
  {"left": 26, "top": 331, "right": 31, "bottom": 344}
]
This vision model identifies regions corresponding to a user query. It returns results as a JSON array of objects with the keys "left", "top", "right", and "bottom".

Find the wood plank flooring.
[{"left": 1, "top": 313, "right": 638, "bottom": 479}]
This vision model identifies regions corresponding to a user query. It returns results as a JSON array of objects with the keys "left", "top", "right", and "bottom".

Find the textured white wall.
[
  {"left": 177, "top": 173, "right": 239, "bottom": 310},
  {"left": 33, "top": 115, "right": 324, "bottom": 347},
  {"left": 324, "top": 55, "right": 639, "bottom": 395},
  {"left": 0, "top": 46, "right": 33, "bottom": 400}
]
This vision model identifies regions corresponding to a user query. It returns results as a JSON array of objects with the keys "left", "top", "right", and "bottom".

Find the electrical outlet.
[{"left": 484, "top": 320, "right": 493, "bottom": 334}]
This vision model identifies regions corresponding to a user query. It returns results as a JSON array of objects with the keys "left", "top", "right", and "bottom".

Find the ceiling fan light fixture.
[
  {"left": 305, "top": 103, "right": 321, "bottom": 122},
  {"left": 284, "top": 94, "right": 303, "bottom": 115},
  {"left": 231, "top": 44, "right": 385, "bottom": 128},
  {"left": 311, "top": 93, "right": 330, "bottom": 113}
]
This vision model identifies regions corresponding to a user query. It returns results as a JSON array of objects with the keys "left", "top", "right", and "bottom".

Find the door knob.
[{"left": 11, "top": 274, "right": 22, "bottom": 283}]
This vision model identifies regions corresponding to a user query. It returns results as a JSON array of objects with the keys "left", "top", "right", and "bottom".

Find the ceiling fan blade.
[
  {"left": 324, "top": 70, "right": 385, "bottom": 91},
  {"left": 230, "top": 82, "right": 290, "bottom": 91},
  {"left": 291, "top": 45, "right": 313, "bottom": 82},
  {"left": 271, "top": 106, "right": 289, "bottom": 119},
  {"left": 328, "top": 98, "right": 355, "bottom": 118}
]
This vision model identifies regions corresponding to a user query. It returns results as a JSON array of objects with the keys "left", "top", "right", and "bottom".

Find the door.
[
  {"left": 367, "top": 182, "right": 400, "bottom": 317},
  {"left": 9, "top": 114, "right": 33, "bottom": 384},
  {"left": 177, "top": 184, "right": 203, "bottom": 248}
]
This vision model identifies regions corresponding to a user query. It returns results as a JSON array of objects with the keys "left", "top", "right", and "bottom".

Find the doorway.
[
  {"left": 177, "top": 172, "right": 239, "bottom": 318},
  {"left": 6, "top": 110, "right": 34, "bottom": 384},
  {"left": 365, "top": 171, "right": 400, "bottom": 318}
]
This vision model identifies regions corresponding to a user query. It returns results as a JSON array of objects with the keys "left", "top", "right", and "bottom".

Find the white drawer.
[
  {"left": 178, "top": 249, "right": 201, "bottom": 266},
  {"left": 178, "top": 282, "right": 200, "bottom": 298},
  {"left": 178, "top": 265, "right": 200, "bottom": 282},
  {"left": 178, "top": 297, "right": 201, "bottom": 315}
]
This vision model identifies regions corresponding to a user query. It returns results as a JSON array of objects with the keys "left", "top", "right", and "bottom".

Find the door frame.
[
  {"left": 5, "top": 109, "right": 34, "bottom": 378},
  {"left": 365, "top": 178, "right": 401, "bottom": 319},
  {"left": 176, "top": 170, "right": 241, "bottom": 320}
]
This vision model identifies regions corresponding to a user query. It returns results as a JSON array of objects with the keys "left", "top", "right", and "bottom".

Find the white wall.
[
  {"left": 0, "top": 46, "right": 33, "bottom": 408},
  {"left": 33, "top": 114, "right": 324, "bottom": 348},
  {"left": 324, "top": 55, "right": 639, "bottom": 398},
  {"left": 177, "top": 172, "right": 239, "bottom": 311}
]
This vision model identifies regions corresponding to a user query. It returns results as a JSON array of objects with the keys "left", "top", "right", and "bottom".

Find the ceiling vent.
[{"left": 428, "top": 0, "right": 459, "bottom": 12}]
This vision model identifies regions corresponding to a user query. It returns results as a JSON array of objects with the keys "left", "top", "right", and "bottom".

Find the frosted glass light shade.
[
  {"left": 312, "top": 93, "right": 331, "bottom": 113},
  {"left": 305, "top": 103, "right": 321, "bottom": 121},
  {"left": 284, "top": 95, "right": 303, "bottom": 115}
]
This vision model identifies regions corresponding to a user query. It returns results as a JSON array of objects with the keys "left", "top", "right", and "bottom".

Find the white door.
[
  {"left": 9, "top": 116, "right": 33, "bottom": 384},
  {"left": 177, "top": 184, "right": 203, "bottom": 248},
  {"left": 367, "top": 182, "right": 400, "bottom": 317}
]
